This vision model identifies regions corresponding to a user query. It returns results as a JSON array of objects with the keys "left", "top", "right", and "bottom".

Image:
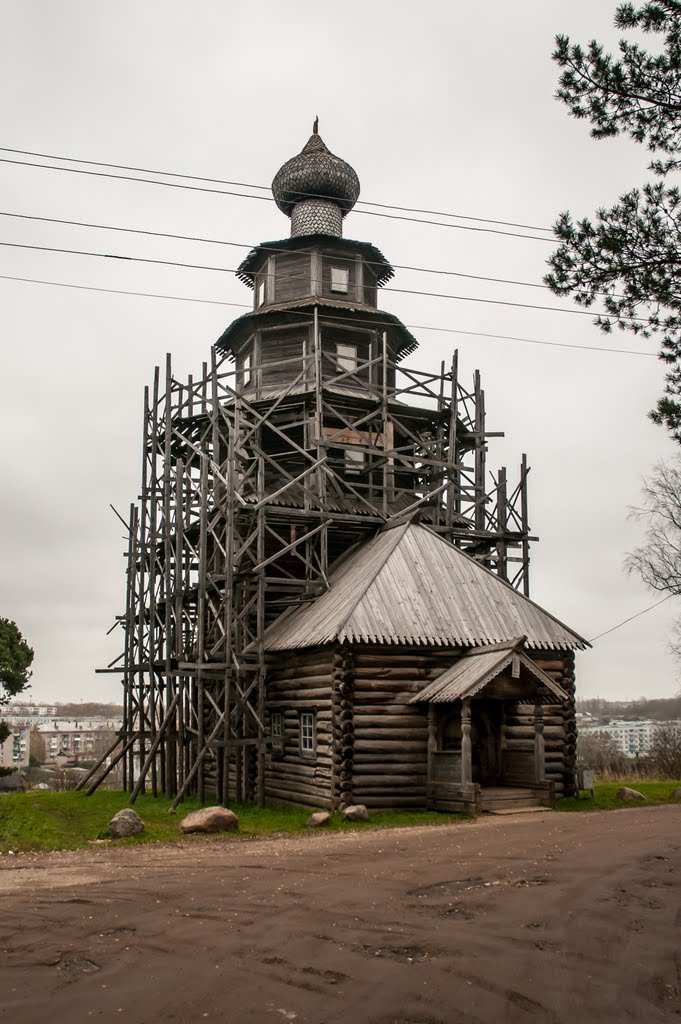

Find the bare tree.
[
  {"left": 29, "top": 726, "right": 45, "bottom": 765},
  {"left": 578, "top": 731, "right": 629, "bottom": 775},
  {"left": 626, "top": 458, "right": 681, "bottom": 657},
  {"left": 648, "top": 724, "right": 681, "bottom": 779},
  {"left": 627, "top": 459, "right": 681, "bottom": 592}
]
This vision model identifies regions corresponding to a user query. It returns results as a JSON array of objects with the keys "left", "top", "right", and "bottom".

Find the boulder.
[
  {"left": 108, "top": 808, "right": 145, "bottom": 838},
  {"left": 672, "top": 787, "right": 681, "bottom": 799},
  {"left": 307, "top": 811, "right": 331, "bottom": 827},
  {"left": 616, "top": 787, "right": 646, "bottom": 802},
  {"left": 179, "top": 806, "right": 239, "bottom": 834},
  {"left": 341, "top": 804, "right": 369, "bottom": 822}
]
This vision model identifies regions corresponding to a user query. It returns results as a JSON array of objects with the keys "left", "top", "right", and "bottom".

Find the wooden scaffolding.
[{"left": 83, "top": 326, "right": 533, "bottom": 805}]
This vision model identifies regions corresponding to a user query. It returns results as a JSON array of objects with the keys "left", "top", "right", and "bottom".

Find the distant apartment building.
[
  {"left": 2, "top": 703, "right": 122, "bottom": 766},
  {"left": 580, "top": 718, "right": 681, "bottom": 757},
  {"left": 4, "top": 702, "right": 58, "bottom": 724},
  {"left": 34, "top": 717, "right": 121, "bottom": 763},
  {"left": 0, "top": 730, "right": 14, "bottom": 768},
  {"left": 0, "top": 724, "right": 31, "bottom": 768}
]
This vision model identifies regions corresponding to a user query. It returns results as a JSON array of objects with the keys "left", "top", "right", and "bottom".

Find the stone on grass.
[
  {"left": 307, "top": 811, "right": 331, "bottom": 827},
  {"left": 616, "top": 787, "right": 646, "bottom": 802},
  {"left": 108, "top": 808, "right": 145, "bottom": 838},
  {"left": 341, "top": 804, "right": 369, "bottom": 822},
  {"left": 179, "top": 806, "right": 239, "bottom": 834},
  {"left": 672, "top": 787, "right": 681, "bottom": 799}
]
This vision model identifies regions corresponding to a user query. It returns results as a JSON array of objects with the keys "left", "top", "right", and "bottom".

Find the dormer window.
[
  {"left": 330, "top": 267, "right": 349, "bottom": 293},
  {"left": 336, "top": 343, "right": 358, "bottom": 373}
]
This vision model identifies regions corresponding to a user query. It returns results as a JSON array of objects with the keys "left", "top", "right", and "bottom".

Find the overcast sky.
[{"left": 1, "top": 1, "right": 678, "bottom": 704}]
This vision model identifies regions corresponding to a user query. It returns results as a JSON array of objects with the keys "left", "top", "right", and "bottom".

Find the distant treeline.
[
  {"left": 577, "top": 696, "right": 681, "bottom": 721},
  {"left": 55, "top": 702, "right": 123, "bottom": 717}
]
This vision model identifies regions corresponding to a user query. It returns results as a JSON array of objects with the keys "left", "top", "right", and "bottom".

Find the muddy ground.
[{"left": 1, "top": 805, "right": 680, "bottom": 1023}]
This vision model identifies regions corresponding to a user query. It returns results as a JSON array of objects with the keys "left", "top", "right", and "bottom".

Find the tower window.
[
  {"left": 336, "top": 343, "right": 358, "bottom": 373},
  {"left": 256, "top": 278, "right": 266, "bottom": 307},
  {"left": 242, "top": 351, "right": 252, "bottom": 387},
  {"left": 344, "top": 448, "right": 365, "bottom": 475},
  {"left": 330, "top": 267, "right": 349, "bottom": 293}
]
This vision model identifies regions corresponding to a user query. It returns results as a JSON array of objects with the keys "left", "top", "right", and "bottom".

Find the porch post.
[
  {"left": 534, "top": 697, "right": 545, "bottom": 783},
  {"left": 461, "top": 697, "right": 472, "bottom": 785},
  {"left": 426, "top": 706, "right": 437, "bottom": 809}
]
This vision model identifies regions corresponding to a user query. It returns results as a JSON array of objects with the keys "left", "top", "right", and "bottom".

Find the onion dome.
[{"left": 271, "top": 119, "right": 360, "bottom": 237}]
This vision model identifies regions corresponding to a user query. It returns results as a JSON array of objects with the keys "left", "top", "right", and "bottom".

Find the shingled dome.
[{"left": 272, "top": 121, "right": 360, "bottom": 218}]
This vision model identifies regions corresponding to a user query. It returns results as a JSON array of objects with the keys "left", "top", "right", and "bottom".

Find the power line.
[
  {"left": 0, "top": 210, "right": 549, "bottom": 290},
  {"left": 0, "top": 155, "right": 552, "bottom": 243},
  {"left": 0, "top": 145, "right": 554, "bottom": 234},
  {"left": 589, "top": 594, "right": 674, "bottom": 643},
  {"left": 0, "top": 238, "right": 649, "bottom": 322},
  {"left": 0, "top": 272, "right": 658, "bottom": 357}
]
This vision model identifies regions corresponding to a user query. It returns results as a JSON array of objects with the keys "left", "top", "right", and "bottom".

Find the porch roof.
[
  {"left": 263, "top": 522, "right": 588, "bottom": 652},
  {"left": 410, "top": 641, "right": 569, "bottom": 704}
]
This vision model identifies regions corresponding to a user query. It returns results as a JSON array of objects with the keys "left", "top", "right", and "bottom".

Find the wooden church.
[{"left": 86, "top": 123, "right": 587, "bottom": 813}]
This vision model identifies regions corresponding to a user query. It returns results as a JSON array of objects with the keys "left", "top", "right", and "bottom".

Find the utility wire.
[
  {"left": 589, "top": 594, "right": 674, "bottom": 643},
  {"left": 0, "top": 272, "right": 658, "bottom": 357},
  {"left": 0, "top": 210, "right": 549, "bottom": 290},
  {"left": 0, "top": 145, "right": 554, "bottom": 234},
  {"left": 0, "top": 155, "right": 552, "bottom": 243},
  {"left": 0, "top": 238, "right": 650, "bottom": 322}
]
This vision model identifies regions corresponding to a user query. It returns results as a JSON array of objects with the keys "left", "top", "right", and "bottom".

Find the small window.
[
  {"left": 271, "top": 711, "right": 284, "bottom": 754},
  {"left": 300, "top": 712, "right": 316, "bottom": 755},
  {"left": 344, "top": 448, "right": 365, "bottom": 476},
  {"left": 336, "top": 343, "right": 358, "bottom": 373},
  {"left": 256, "top": 278, "right": 266, "bottom": 307},
  {"left": 330, "top": 267, "right": 349, "bottom": 293},
  {"left": 242, "top": 351, "right": 252, "bottom": 387}
]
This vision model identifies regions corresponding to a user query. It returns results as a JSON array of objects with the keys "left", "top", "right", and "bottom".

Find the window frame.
[
  {"left": 344, "top": 447, "right": 365, "bottom": 476},
  {"left": 336, "top": 342, "right": 358, "bottom": 374},
  {"left": 299, "top": 711, "right": 316, "bottom": 757},
  {"left": 330, "top": 266, "right": 350, "bottom": 294},
  {"left": 270, "top": 710, "right": 284, "bottom": 755},
  {"left": 242, "top": 350, "right": 252, "bottom": 388}
]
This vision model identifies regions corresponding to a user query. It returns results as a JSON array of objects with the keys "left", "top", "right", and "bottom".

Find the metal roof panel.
[{"left": 263, "top": 522, "right": 588, "bottom": 652}]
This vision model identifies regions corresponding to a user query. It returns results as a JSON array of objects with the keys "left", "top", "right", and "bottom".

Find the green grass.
[
  {"left": 557, "top": 779, "right": 681, "bottom": 812},
  {"left": 3, "top": 781, "right": 679, "bottom": 854},
  {"left": 0, "top": 790, "right": 468, "bottom": 854}
]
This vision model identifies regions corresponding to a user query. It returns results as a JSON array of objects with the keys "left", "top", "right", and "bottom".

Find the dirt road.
[{"left": 1, "top": 805, "right": 680, "bottom": 1023}]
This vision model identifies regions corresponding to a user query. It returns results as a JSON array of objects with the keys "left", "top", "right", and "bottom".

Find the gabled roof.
[
  {"left": 263, "top": 522, "right": 588, "bottom": 652},
  {"left": 410, "top": 640, "right": 569, "bottom": 704}
]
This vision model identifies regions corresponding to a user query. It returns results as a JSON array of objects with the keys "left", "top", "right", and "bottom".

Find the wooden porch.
[
  {"left": 426, "top": 776, "right": 555, "bottom": 814},
  {"left": 411, "top": 639, "right": 568, "bottom": 815}
]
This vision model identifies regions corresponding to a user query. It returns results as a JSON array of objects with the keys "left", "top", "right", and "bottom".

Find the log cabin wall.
[
  {"left": 350, "top": 645, "right": 457, "bottom": 809},
  {"left": 264, "top": 646, "right": 335, "bottom": 807},
  {"left": 264, "top": 644, "right": 577, "bottom": 809}
]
